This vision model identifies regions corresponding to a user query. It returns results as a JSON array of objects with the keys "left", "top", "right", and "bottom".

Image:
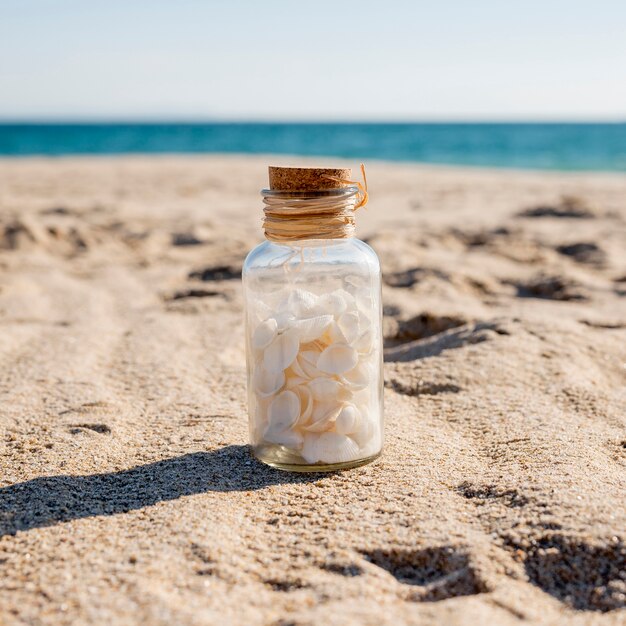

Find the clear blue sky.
[{"left": 1, "top": 0, "right": 624, "bottom": 120}]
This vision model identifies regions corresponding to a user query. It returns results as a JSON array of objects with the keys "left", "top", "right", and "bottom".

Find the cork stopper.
[{"left": 268, "top": 166, "right": 352, "bottom": 191}]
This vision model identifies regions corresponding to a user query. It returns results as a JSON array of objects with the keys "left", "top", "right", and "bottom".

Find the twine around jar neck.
[{"left": 262, "top": 165, "right": 368, "bottom": 243}]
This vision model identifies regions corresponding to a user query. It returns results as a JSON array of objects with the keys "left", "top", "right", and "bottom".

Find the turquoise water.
[{"left": 0, "top": 123, "right": 624, "bottom": 171}]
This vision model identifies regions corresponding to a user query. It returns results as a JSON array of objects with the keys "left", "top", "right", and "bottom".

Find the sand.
[{"left": 0, "top": 155, "right": 624, "bottom": 625}]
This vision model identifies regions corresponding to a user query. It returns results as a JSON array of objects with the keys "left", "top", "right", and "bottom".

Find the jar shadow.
[{"left": 0, "top": 445, "right": 324, "bottom": 538}]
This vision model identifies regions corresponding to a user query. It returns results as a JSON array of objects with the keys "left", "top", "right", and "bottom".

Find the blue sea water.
[{"left": 0, "top": 122, "right": 624, "bottom": 171}]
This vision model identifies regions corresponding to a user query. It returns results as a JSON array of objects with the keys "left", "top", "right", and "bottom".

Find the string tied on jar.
[{"left": 262, "top": 164, "right": 368, "bottom": 243}]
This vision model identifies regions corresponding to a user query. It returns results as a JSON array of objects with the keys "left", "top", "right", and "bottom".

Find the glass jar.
[{"left": 242, "top": 167, "right": 383, "bottom": 472}]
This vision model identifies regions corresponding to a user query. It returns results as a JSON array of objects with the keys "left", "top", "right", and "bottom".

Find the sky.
[{"left": 1, "top": 0, "right": 625, "bottom": 121}]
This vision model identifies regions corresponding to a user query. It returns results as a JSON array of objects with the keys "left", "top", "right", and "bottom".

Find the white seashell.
[
  {"left": 335, "top": 288, "right": 358, "bottom": 309},
  {"left": 298, "top": 350, "right": 322, "bottom": 379},
  {"left": 308, "top": 377, "right": 343, "bottom": 401},
  {"left": 288, "top": 356, "right": 310, "bottom": 380},
  {"left": 293, "top": 385, "right": 314, "bottom": 426},
  {"left": 350, "top": 422, "right": 372, "bottom": 448},
  {"left": 264, "top": 426, "right": 303, "bottom": 449},
  {"left": 285, "top": 289, "right": 318, "bottom": 317},
  {"left": 251, "top": 300, "right": 273, "bottom": 325},
  {"left": 334, "top": 404, "right": 361, "bottom": 435},
  {"left": 327, "top": 320, "right": 348, "bottom": 344},
  {"left": 252, "top": 318, "right": 278, "bottom": 350},
  {"left": 300, "top": 349, "right": 320, "bottom": 363},
  {"left": 291, "top": 314, "right": 333, "bottom": 343},
  {"left": 351, "top": 406, "right": 375, "bottom": 447},
  {"left": 253, "top": 366, "right": 285, "bottom": 397},
  {"left": 316, "top": 292, "right": 348, "bottom": 317},
  {"left": 317, "top": 343, "right": 358, "bottom": 375},
  {"left": 267, "top": 389, "right": 300, "bottom": 431},
  {"left": 301, "top": 434, "right": 322, "bottom": 463},
  {"left": 305, "top": 432, "right": 360, "bottom": 464},
  {"left": 354, "top": 327, "right": 374, "bottom": 353},
  {"left": 359, "top": 428, "right": 382, "bottom": 457},
  {"left": 341, "top": 360, "right": 372, "bottom": 391},
  {"left": 337, "top": 311, "right": 360, "bottom": 344},
  {"left": 285, "top": 376, "right": 308, "bottom": 389},
  {"left": 356, "top": 288, "right": 374, "bottom": 315},
  {"left": 358, "top": 310, "right": 372, "bottom": 327},
  {"left": 251, "top": 347, "right": 264, "bottom": 366},
  {"left": 305, "top": 402, "right": 342, "bottom": 432},
  {"left": 350, "top": 388, "right": 371, "bottom": 407},
  {"left": 274, "top": 311, "right": 295, "bottom": 332},
  {"left": 263, "top": 330, "right": 299, "bottom": 373}
]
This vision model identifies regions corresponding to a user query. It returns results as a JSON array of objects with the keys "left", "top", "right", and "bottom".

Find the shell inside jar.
[{"left": 249, "top": 286, "right": 380, "bottom": 465}]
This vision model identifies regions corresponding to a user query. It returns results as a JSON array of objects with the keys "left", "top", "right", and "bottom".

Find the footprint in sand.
[
  {"left": 68, "top": 423, "right": 111, "bottom": 435},
  {"left": 360, "top": 546, "right": 490, "bottom": 602},
  {"left": 556, "top": 242, "right": 606, "bottom": 267},
  {"left": 504, "top": 535, "right": 626, "bottom": 612},
  {"left": 517, "top": 195, "right": 599, "bottom": 219},
  {"left": 165, "top": 288, "right": 223, "bottom": 301},
  {"left": 188, "top": 263, "right": 242, "bottom": 282},
  {"left": 384, "top": 320, "right": 511, "bottom": 363},
  {"left": 384, "top": 312, "right": 468, "bottom": 349},
  {"left": 456, "top": 482, "right": 529, "bottom": 508},
  {"left": 509, "top": 274, "right": 588, "bottom": 301}
]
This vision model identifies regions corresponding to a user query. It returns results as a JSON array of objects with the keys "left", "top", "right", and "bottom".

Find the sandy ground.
[{"left": 0, "top": 155, "right": 625, "bottom": 626}]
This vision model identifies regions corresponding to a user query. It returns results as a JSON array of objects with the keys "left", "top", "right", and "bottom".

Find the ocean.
[{"left": 0, "top": 122, "right": 624, "bottom": 171}]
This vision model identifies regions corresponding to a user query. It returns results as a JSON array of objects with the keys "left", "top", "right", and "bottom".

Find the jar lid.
[{"left": 268, "top": 166, "right": 352, "bottom": 191}]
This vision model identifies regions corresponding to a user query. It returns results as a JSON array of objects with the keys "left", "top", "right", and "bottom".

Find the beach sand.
[{"left": 0, "top": 155, "right": 625, "bottom": 625}]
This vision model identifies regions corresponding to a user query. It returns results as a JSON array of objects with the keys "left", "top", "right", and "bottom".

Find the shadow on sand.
[{"left": 0, "top": 445, "right": 321, "bottom": 537}]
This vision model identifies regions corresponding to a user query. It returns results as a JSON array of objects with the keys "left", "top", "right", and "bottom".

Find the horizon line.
[{"left": 0, "top": 117, "right": 625, "bottom": 125}]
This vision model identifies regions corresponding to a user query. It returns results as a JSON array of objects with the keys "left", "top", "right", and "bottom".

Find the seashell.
[
  {"left": 350, "top": 422, "right": 372, "bottom": 448},
  {"left": 308, "top": 377, "right": 343, "bottom": 401},
  {"left": 335, "top": 287, "right": 358, "bottom": 309},
  {"left": 264, "top": 426, "right": 303, "bottom": 449},
  {"left": 316, "top": 291, "right": 348, "bottom": 317},
  {"left": 291, "top": 314, "right": 333, "bottom": 343},
  {"left": 350, "top": 387, "right": 371, "bottom": 407},
  {"left": 337, "top": 311, "right": 360, "bottom": 344},
  {"left": 253, "top": 366, "right": 285, "bottom": 398},
  {"left": 267, "top": 389, "right": 300, "bottom": 431},
  {"left": 317, "top": 343, "right": 358, "bottom": 375},
  {"left": 341, "top": 360, "right": 372, "bottom": 391},
  {"left": 274, "top": 310, "right": 295, "bottom": 332},
  {"left": 288, "top": 356, "right": 310, "bottom": 380},
  {"left": 285, "top": 289, "right": 318, "bottom": 317},
  {"left": 334, "top": 404, "right": 361, "bottom": 435},
  {"left": 359, "top": 428, "right": 382, "bottom": 457},
  {"left": 354, "top": 327, "right": 374, "bottom": 353},
  {"left": 298, "top": 350, "right": 322, "bottom": 379},
  {"left": 303, "top": 432, "right": 360, "bottom": 464},
  {"left": 301, "top": 434, "right": 322, "bottom": 463},
  {"left": 285, "top": 376, "right": 308, "bottom": 389},
  {"left": 358, "top": 310, "right": 371, "bottom": 327},
  {"left": 293, "top": 385, "right": 313, "bottom": 426},
  {"left": 300, "top": 339, "right": 324, "bottom": 352},
  {"left": 351, "top": 406, "right": 374, "bottom": 447},
  {"left": 305, "top": 402, "right": 342, "bottom": 432},
  {"left": 263, "top": 330, "right": 299, "bottom": 373},
  {"left": 326, "top": 320, "right": 347, "bottom": 344},
  {"left": 252, "top": 318, "right": 278, "bottom": 350},
  {"left": 251, "top": 300, "right": 273, "bottom": 325},
  {"left": 355, "top": 288, "right": 374, "bottom": 315}
]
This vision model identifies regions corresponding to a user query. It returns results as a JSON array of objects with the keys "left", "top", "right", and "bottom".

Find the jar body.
[{"left": 243, "top": 238, "right": 384, "bottom": 471}]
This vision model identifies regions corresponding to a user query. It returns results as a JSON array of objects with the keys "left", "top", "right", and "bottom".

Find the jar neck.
[{"left": 261, "top": 187, "right": 359, "bottom": 243}]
